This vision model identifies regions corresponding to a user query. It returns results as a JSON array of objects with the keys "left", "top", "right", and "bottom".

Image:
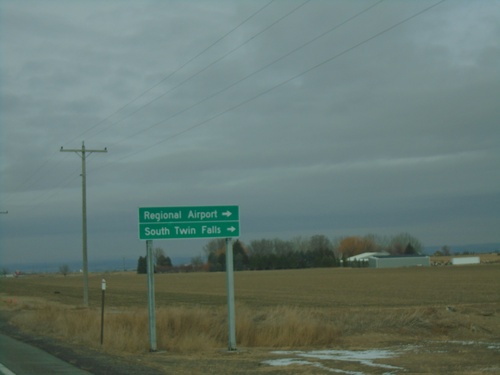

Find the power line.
[
  {"left": 18, "top": 170, "right": 80, "bottom": 215},
  {"left": 111, "top": 0, "right": 446, "bottom": 162},
  {"left": 8, "top": 1, "right": 445, "bottom": 203},
  {"left": 64, "top": 0, "right": 276, "bottom": 145},
  {"left": 84, "top": 1, "right": 310, "bottom": 144},
  {"left": 8, "top": 1, "right": 276, "bottom": 198},
  {"left": 106, "top": 0, "right": 384, "bottom": 153},
  {"left": 10, "top": 152, "right": 69, "bottom": 197}
]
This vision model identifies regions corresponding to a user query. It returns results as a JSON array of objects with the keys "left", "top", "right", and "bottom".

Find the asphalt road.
[
  {"left": 0, "top": 311, "right": 165, "bottom": 375},
  {"left": 0, "top": 333, "right": 92, "bottom": 375}
]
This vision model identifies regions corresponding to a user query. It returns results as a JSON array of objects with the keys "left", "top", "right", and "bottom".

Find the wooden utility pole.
[{"left": 60, "top": 141, "right": 107, "bottom": 307}]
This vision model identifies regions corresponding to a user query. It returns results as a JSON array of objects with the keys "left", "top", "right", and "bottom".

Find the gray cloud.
[{"left": 1, "top": 1, "right": 499, "bottom": 265}]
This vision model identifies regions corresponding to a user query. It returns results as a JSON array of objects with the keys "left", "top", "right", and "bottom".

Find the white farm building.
[
  {"left": 347, "top": 252, "right": 389, "bottom": 262},
  {"left": 368, "top": 255, "right": 430, "bottom": 269},
  {"left": 451, "top": 257, "right": 480, "bottom": 265}
]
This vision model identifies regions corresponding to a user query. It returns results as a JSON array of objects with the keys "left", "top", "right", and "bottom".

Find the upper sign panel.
[{"left": 138, "top": 205, "right": 239, "bottom": 240}]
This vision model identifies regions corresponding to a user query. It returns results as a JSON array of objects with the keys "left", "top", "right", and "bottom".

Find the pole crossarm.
[
  {"left": 59, "top": 141, "right": 107, "bottom": 307},
  {"left": 60, "top": 147, "right": 108, "bottom": 155}
]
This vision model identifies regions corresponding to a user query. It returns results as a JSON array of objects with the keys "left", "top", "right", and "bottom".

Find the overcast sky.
[{"left": 1, "top": 0, "right": 499, "bottom": 266}]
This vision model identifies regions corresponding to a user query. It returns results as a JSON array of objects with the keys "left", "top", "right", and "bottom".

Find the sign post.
[
  {"left": 146, "top": 240, "right": 157, "bottom": 352},
  {"left": 138, "top": 205, "right": 239, "bottom": 352},
  {"left": 225, "top": 238, "right": 237, "bottom": 350}
]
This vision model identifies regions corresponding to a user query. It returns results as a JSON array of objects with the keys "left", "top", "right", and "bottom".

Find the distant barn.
[
  {"left": 368, "top": 255, "right": 430, "bottom": 268},
  {"left": 451, "top": 257, "right": 480, "bottom": 265},
  {"left": 347, "top": 252, "right": 389, "bottom": 263}
]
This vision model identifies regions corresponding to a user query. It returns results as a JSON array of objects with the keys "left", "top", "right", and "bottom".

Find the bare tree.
[
  {"left": 59, "top": 264, "right": 71, "bottom": 276},
  {"left": 190, "top": 255, "right": 204, "bottom": 271},
  {"left": 441, "top": 245, "right": 451, "bottom": 256}
]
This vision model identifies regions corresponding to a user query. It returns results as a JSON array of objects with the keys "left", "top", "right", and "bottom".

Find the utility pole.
[{"left": 61, "top": 141, "right": 107, "bottom": 307}]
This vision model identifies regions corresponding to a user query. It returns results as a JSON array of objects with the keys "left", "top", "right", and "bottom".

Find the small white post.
[{"left": 100, "top": 278, "right": 106, "bottom": 345}]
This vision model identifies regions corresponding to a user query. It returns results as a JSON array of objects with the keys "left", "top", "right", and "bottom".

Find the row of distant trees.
[
  {"left": 334, "top": 233, "right": 422, "bottom": 257},
  {"left": 204, "top": 233, "right": 421, "bottom": 271},
  {"left": 137, "top": 232, "right": 423, "bottom": 273}
]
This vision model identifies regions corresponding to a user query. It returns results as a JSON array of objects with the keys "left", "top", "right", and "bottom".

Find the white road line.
[{"left": 0, "top": 363, "right": 16, "bottom": 375}]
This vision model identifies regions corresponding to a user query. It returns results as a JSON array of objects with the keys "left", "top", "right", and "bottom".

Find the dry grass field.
[{"left": 1, "top": 265, "right": 499, "bottom": 374}]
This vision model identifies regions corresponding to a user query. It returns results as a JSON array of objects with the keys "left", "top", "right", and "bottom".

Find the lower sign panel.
[{"left": 139, "top": 222, "right": 239, "bottom": 240}]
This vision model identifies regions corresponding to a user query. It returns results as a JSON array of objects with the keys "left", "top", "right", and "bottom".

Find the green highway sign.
[
  {"left": 138, "top": 205, "right": 239, "bottom": 240},
  {"left": 139, "top": 222, "right": 239, "bottom": 240}
]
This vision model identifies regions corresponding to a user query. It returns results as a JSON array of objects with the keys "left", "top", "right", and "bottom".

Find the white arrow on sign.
[
  {"left": 222, "top": 210, "right": 232, "bottom": 218},
  {"left": 227, "top": 226, "right": 236, "bottom": 232}
]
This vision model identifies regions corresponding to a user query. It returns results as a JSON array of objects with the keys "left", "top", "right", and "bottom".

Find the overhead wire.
[
  {"left": 104, "top": 0, "right": 384, "bottom": 155},
  {"left": 83, "top": 0, "right": 310, "bottom": 144},
  {"left": 8, "top": 145, "right": 77, "bottom": 200},
  {"left": 9, "top": 164, "right": 81, "bottom": 215},
  {"left": 22, "top": 0, "right": 313, "bottom": 203},
  {"left": 6, "top": 0, "right": 276, "bottom": 201},
  {"left": 107, "top": 0, "right": 446, "bottom": 163},
  {"left": 65, "top": 0, "right": 277, "bottom": 145},
  {"left": 8, "top": 0, "right": 446, "bottom": 210}
]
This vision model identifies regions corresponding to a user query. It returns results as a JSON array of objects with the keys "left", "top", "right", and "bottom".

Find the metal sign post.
[
  {"left": 146, "top": 240, "right": 157, "bottom": 352},
  {"left": 225, "top": 238, "right": 237, "bottom": 351}
]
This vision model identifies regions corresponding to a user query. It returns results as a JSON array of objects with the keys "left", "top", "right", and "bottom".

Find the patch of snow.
[
  {"left": 263, "top": 349, "right": 403, "bottom": 374},
  {"left": 262, "top": 357, "right": 363, "bottom": 375},
  {"left": 264, "top": 358, "right": 312, "bottom": 367},
  {"left": 436, "top": 341, "right": 500, "bottom": 350},
  {"left": 263, "top": 342, "right": 499, "bottom": 373}
]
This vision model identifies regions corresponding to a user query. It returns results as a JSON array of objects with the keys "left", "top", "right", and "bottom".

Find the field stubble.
[{"left": 1, "top": 265, "right": 499, "bottom": 374}]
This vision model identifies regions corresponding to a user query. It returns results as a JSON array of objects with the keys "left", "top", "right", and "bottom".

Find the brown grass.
[
  {"left": 2, "top": 265, "right": 499, "bottom": 357},
  {"left": 2, "top": 266, "right": 500, "bottom": 374},
  {"left": 4, "top": 301, "right": 342, "bottom": 353}
]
